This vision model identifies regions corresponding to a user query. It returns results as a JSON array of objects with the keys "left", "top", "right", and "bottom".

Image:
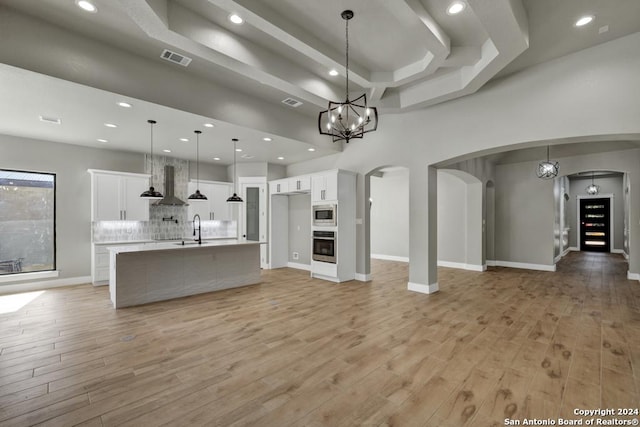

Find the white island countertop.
[{"left": 106, "top": 239, "right": 264, "bottom": 254}]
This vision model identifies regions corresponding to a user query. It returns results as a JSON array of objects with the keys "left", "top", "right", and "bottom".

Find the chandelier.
[
  {"left": 318, "top": 10, "right": 378, "bottom": 143},
  {"left": 586, "top": 172, "right": 600, "bottom": 195},
  {"left": 536, "top": 145, "right": 559, "bottom": 179}
]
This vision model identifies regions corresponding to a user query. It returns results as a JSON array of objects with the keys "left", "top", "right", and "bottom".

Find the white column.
[{"left": 408, "top": 165, "right": 439, "bottom": 293}]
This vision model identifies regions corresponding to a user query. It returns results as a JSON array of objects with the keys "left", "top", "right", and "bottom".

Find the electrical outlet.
[{"left": 293, "top": 252, "right": 299, "bottom": 260}]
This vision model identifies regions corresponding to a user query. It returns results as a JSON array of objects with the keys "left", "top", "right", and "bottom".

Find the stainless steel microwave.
[{"left": 313, "top": 204, "right": 337, "bottom": 226}]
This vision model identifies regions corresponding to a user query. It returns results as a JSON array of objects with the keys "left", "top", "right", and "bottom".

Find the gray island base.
[{"left": 108, "top": 240, "right": 262, "bottom": 308}]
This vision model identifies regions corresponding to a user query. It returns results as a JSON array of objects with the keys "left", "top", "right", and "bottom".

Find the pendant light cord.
[
  {"left": 149, "top": 120, "right": 155, "bottom": 187},
  {"left": 196, "top": 132, "right": 200, "bottom": 187}
]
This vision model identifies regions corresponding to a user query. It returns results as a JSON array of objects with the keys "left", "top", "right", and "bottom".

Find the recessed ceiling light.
[
  {"left": 575, "top": 15, "right": 594, "bottom": 27},
  {"left": 97, "top": 138, "right": 108, "bottom": 143},
  {"left": 329, "top": 69, "right": 339, "bottom": 76},
  {"left": 204, "top": 123, "right": 215, "bottom": 128},
  {"left": 117, "top": 102, "right": 132, "bottom": 108},
  {"left": 213, "top": 157, "right": 221, "bottom": 161},
  {"left": 76, "top": 0, "right": 97, "bottom": 13},
  {"left": 163, "top": 149, "right": 171, "bottom": 153},
  {"left": 447, "top": 1, "right": 466, "bottom": 15},
  {"left": 104, "top": 123, "right": 117, "bottom": 128},
  {"left": 308, "top": 148, "right": 316, "bottom": 152},
  {"left": 229, "top": 14, "right": 243, "bottom": 24},
  {"left": 263, "top": 137, "right": 272, "bottom": 142},
  {"left": 179, "top": 138, "right": 189, "bottom": 142},
  {"left": 277, "top": 156, "right": 284, "bottom": 160},
  {"left": 235, "top": 148, "right": 242, "bottom": 152}
]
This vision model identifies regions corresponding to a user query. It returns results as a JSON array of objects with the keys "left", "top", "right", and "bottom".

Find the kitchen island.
[{"left": 107, "top": 239, "right": 262, "bottom": 308}]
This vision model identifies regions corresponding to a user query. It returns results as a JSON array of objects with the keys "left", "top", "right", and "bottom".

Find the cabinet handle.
[
  {"left": 124, "top": 210, "right": 126, "bottom": 221},
  {"left": 212, "top": 212, "right": 215, "bottom": 220},
  {"left": 119, "top": 210, "right": 122, "bottom": 220},
  {"left": 277, "top": 184, "right": 280, "bottom": 192},
  {"left": 297, "top": 180, "right": 300, "bottom": 190}
]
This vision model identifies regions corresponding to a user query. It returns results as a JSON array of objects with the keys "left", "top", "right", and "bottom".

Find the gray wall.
[
  {"left": 437, "top": 170, "right": 483, "bottom": 268},
  {"left": 0, "top": 134, "right": 143, "bottom": 284},
  {"left": 567, "top": 174, "right": 624, "bottom": 250},
  {"left": 188, "top": 160, "right": 229, "bottom": 182},
  {"left": 437, "top": 171, "right": 466, "bottom": 264},
  {"left": 495, "top": 160, "right": 556, "bottom": 266},
  {"left": 288, "top": 194, "right": 311, "bottom": 264},
  {"left": 370, "top": 169, "right": 409, "bottom": 259}
]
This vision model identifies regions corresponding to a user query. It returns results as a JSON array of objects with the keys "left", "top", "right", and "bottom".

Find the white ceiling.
[{"left": 0, "top": 0, "right": 638, "bottom": 164}]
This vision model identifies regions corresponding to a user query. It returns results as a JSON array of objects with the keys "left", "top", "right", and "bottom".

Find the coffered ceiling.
[{"left": 0, "top": 0, "right": 638, "bottom": 164}]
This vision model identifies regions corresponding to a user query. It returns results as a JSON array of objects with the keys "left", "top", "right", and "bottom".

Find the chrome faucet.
[{"left": 193, "top": 214, "right": 202, "bottom": 245}]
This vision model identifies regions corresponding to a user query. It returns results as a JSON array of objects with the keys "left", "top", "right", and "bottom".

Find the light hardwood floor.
[{"left": 0, "top": 252, "right": 639, "bottom": 426}]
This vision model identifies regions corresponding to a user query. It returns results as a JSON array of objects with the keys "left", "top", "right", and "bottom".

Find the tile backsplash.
[{"left": 92, "top": 155, "right": 237, "bottom": 243}]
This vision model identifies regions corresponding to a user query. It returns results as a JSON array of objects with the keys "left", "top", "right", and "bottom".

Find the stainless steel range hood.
[{"left": 154, "top": 165, "right": 186, "bottom": 206}]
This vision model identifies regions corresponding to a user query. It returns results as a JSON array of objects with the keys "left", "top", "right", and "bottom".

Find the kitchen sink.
[{"left": 173, "top": 241, "right": 209, "bottom": 246}]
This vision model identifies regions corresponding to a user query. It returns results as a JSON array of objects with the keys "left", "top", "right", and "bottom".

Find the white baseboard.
[
  {"left": 371, "top": 254, "right": 409, "bottom": 263},
  {"left": 554, "top": 254, "right": 562, "bottom": 264},
  {"left": 0, "top": 270, "right": 59, "bottom": 283},
  {"left": 562, "top": 247, "right": 571, "bottom": 257},
  {"left": 486, "top": 260, "right": 496, "bottom": 267},
  {"left": 493, "top": 261, "right": 556, "bottom": 272},
  {"left": 287, "top": 262, "right": 311, "bottom": 271},
  {"left": 437, "top": 260, "right": 485, "bottom": 272},
  {"left": 407, "top": 281, "right": 439, "bottom": 294},
  {"left": 0, "top": 275, "right": 92, "bottom": 295},
  {"left": 612, "top": 249, "right": 625, "bottom": 255},
  {"left": 624, "top": 251, "right": 629, "bottom": 260},
  {"left": 569, "top": 247, "right": 579, "bottom": 251},
  {"left": 627, "top": 271, "right": 640, "bottom": 281},
  {"left": 355, "top": 273, "right": 371, "bottom": 282}
]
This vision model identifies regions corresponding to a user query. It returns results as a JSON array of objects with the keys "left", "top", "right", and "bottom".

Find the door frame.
[
  {"left": 577, "top": 194, "right": 614, "bottom": 252},
  {"left": 238, "top": 176, "right": 267, "bottom": 268}
]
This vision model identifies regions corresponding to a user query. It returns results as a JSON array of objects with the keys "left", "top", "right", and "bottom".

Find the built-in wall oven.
[
  {"left": 312, "top": 204, "right": 337, "bottom": 227},
  {"left": 312, "top": 230, "right": 336, "bottom": 263}
]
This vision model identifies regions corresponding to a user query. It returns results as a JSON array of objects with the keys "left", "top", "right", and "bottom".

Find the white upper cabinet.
[
  {"left": 187, "top": 181, "right": 233, "bottom": 221},
  {"left": 288, "top": 175, "right": 311, "bottom": 193},
  {"left": 270, "top": 179, "right": 289, "bottom": 195},
  {"left": 311, "top": 171, "right": 338, "bottom": 202},
  {"left": 89, "top": 170, "right": 150, "bottom": 221}
]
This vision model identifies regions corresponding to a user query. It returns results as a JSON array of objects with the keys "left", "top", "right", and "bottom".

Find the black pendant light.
[
  {"left": 140, "top": 119, "right": 164, "bottom": 199},
  {"left": 227, "top": 138, "right": 243, "bottom": 203},
  {"left": 318, "top": 10, "right": 378, "bottom": 143},
  {"left": 188, "top": 130, "right": 207, "bottom": 200}
]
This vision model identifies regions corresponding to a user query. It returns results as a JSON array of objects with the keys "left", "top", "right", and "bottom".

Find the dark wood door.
[{"left": 580, "top": 198, "right": 610, "bottom": 252}]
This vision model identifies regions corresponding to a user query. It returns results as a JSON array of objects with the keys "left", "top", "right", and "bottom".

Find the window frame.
[{"left": 0, "top": 168, "right": 57, "bottom": 276}]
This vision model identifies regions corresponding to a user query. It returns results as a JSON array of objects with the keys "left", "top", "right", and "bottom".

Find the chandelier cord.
[{"left": 345, "top": 15, "right": 349, "bottom": 101}]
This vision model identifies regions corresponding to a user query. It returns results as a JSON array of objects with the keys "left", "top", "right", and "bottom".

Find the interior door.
[
  {"left": 580, "top": 197, "right": 610, "bottom": 252},
  {"left": 240, "top": 179, "right": 267, "bottom": 268}
]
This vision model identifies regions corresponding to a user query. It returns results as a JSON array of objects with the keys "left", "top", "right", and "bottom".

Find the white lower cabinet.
[{"left": 92, "top": 242, "right": 149, "bottom": 285}]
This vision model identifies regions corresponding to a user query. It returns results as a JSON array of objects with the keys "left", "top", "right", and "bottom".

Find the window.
[{"left": 0, "top": 169, "right": 56, "bottom": 275}]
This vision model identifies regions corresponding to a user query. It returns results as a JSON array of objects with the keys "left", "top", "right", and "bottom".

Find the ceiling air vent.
[
  {"left": 160, "top": 49, "right": 192, "bottom": 67},
  {"left": 39, "top": 115, "right": 61, "bottom": 124},
  {"left": 281, "top": 97, "right": 303, "bottom": 108}
]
